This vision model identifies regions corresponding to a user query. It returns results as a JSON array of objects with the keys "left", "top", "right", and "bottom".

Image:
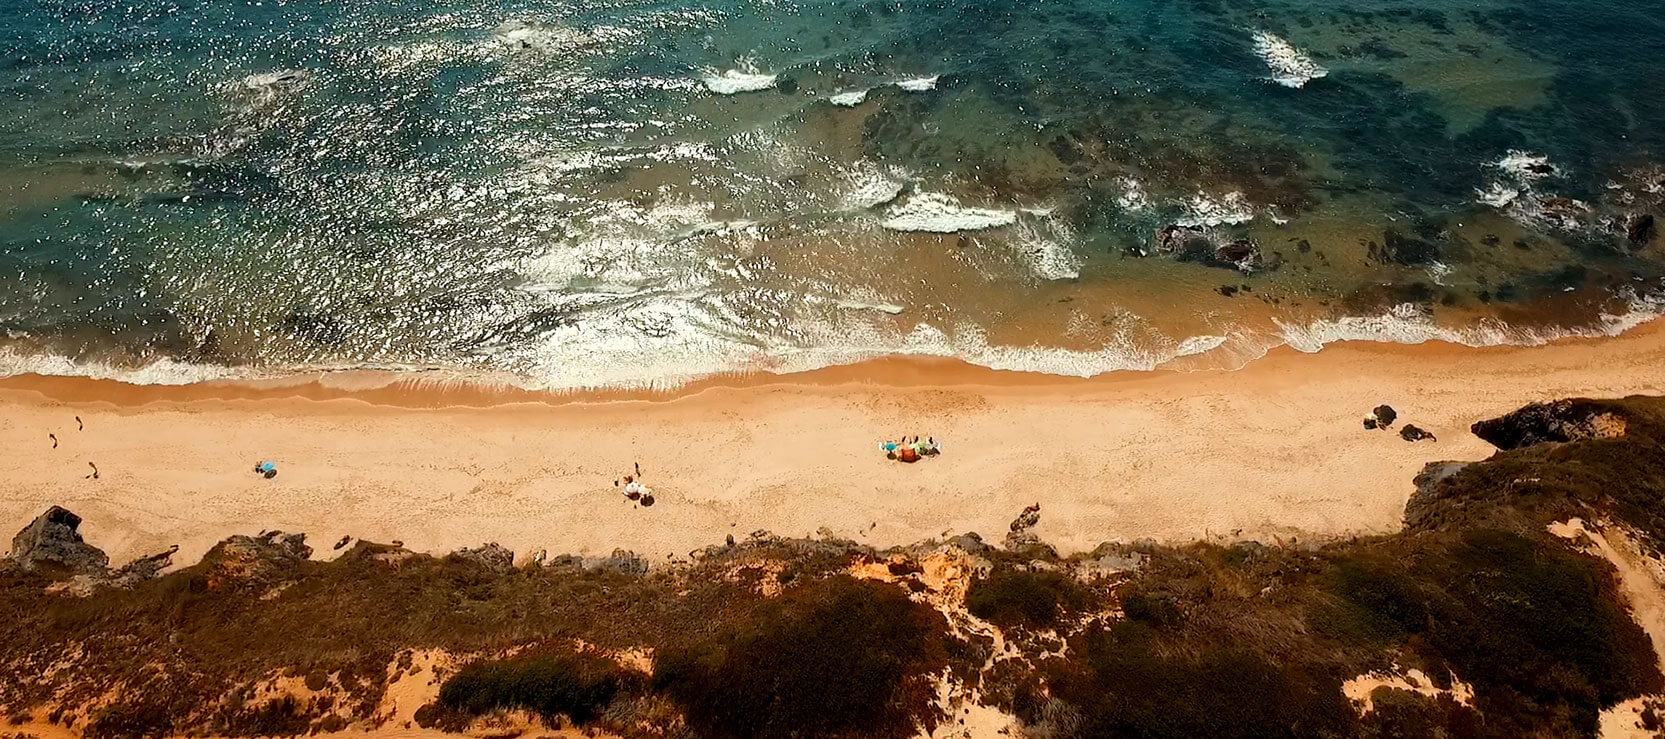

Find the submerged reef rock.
[
  {"left": 1152, "top": 225, "right": 1262, "bottom": 272},
  {"left": 1626, "top": 213, "right": 1656, "bottom": 246}
]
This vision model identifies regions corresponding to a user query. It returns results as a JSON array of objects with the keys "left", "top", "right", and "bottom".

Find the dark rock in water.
[
  {"left": 1625, "top": 213, "right": 1655, "bottom": 246},
  {"left": 1217, "top": 285, "right": 1239, "bottom": 297},
  {"left": 8, "top": 506, "right": 109, "bottom": 576},
  {"left": 1154, "top": 225, "right": 1259, "bottom": 272},
  {"left": 1214, "top": 240, "right": 1261, "bottom": 273},
  {"left": 1400, "top": 425, "right": 1436, "bottom": 442},
  {"left": 452, "top": 542, "right": 515, "bottom": 570},
  {"left": 1370, "top": 231, "right": 1440, "bottom": 266},
  {"left": 1536, "top": 197, "right": 1590, "bottom": 231},
  {"left": 1373, "top": 405, "right": 1398, "bottom": 427},
  {"left": 775, "top": 76, "right": 800, "bottom": 95},
  {"left": 1472, "top": 399, "right": 1627, "bottom": 450},
  {"left": 1155, "top": 224, "right": 1209, "bottom": 255}
]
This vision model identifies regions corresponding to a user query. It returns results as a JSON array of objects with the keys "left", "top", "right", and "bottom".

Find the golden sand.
[{"left": 2, "top": 322, "right": 1664, "bottom": 568}]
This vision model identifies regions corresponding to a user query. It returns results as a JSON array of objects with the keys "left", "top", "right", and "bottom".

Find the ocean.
[{"left": 2, "top": 0, "right": 1663, "bottom": 387}]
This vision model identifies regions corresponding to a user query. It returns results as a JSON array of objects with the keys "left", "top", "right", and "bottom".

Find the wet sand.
[{"left": 2, "top": 322, "right": 1664, "bottom": 567}]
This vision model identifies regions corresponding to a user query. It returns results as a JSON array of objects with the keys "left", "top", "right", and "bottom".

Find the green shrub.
[
  {"left": 1047, "top": 623, "right": 1357, "bottom": 738},
  {"left": 1357, "top": 689, "right": 1481, "bottom": 739},
  {"left": 654, "top": 576, "right": 950, "bottom": 738},
  {"left": 438, "top": 650, "right": 631, "bottom": 726},
  {"left": 85, "top": 701, "right": 177, "bottom": 739},
  {"left": 966, "top": 568, "right": 1086, "bottom": 629},
  {"left": 1422, "top": 529, "right": 1662, "bottom": 735},
  {"left": 216, "top": 696, "right": 311, "bottom": 737}
]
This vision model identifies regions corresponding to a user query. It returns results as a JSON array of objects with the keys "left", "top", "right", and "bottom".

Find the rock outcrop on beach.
[
  {"left": 1472, "top": 398, "right": 1628, "bottom": 450},
  {"left": 450, "top": 542, "right": 515, "bottom": 570},
  {"left": 6, "top": 507, "right": 181, "bottom": 596},
  {"left": 1399, "top": 424, "right": 1436, "bottom": 442},
  {"left": 8, "top": 396, "right": 1665, "bottom": 739},
  {"left": 6, "top": 506, "right": 108, "bottom": 576},
  {"left": 199, "top": 530, "right": 312, "bottom": 589}
]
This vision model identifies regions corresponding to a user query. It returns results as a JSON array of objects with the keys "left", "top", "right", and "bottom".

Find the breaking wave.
[
  {"left": 828, "top": 89, "right": 869, "bottom": 107},
  {"left": 701, "top": 59, "right": 778, "bottom": 94},
  {"left": 879, "top": 192, "right": 1017, "bottom": 233},
  {"left": 1252, "top": 32, "right": 1328, "bottom": 88},
  {"left": 895, "top": 75, "right": 940, "bottom": 92}
]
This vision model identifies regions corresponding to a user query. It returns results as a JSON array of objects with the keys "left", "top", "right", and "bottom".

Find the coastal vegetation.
[{"left": 5, "top": 396, "right": 1665, "bottom": 737}]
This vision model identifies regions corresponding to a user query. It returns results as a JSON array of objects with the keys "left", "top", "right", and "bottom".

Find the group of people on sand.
[
  {"left": 614, "top": 462, "right": 656, "bottom": 507},
  {"left": 881, "top": 435, "right": 941, "bottom": 463}
]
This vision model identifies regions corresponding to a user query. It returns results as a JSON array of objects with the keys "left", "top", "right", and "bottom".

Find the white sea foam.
[
  {"left": 1010, "top": 218, "right": 1082, "bottom": 281},
  {"left": 828, "top": 89, "right": 869, "bottom": 107},
  {"left": 1252, "top": 32, "right": 1328, "bottom": 88},
  {"left": 1279, "top": 293, "right": 1665, "bottom": 353},
  {"left": 0, "top": 349, "right": 236, "bottom": 385},
  {"left": 1474, "top": 151, "right": 1593, "bottom": 230},
  {"left": 804, "top": 295, "right": 906, "bottom": 315},
  {"left": 1476, "top": 182, "right": 1522, "bottom": 208},
  {"left": 895, "top": 75, "right": 940, "bottom": 92},
  {"left": 490, "top": 19, "right": 595, "bottom": 51},
  {"left": 880, "top": 192, "right": 1017, "bottom": 233},
  {"left": 1491, "top": 150, "right": 1560, "bottom": 181},
  {"left": 1115, "top": 177, "right": 1150, "bottom": 212},
  {"left": 700, "top": 59, "right": 778, "bottom": 94},
  {"left": 6, "top": 291, "right": 1662, "bottom": 391},
  {"left": 840, "top": 165, "right": 910, "bottom": 211},
  {"left": 1175, "top": 191, "right": 1255, "bottom": 227},
  {"left": 223, "top": 69, "right": 310, "bottom": 106}
]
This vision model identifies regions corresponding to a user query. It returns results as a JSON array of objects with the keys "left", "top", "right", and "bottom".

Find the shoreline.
[
  {"left": 3, "top": 319, "right": 1664, "bottom": 568},
  {"left": 4, "top": 314, "right": 1661, "bottom": 408}
]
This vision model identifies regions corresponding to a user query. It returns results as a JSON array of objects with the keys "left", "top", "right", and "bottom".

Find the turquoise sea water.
[{"left": 2, "top": 0, "right": 1663, "bottom": 386}]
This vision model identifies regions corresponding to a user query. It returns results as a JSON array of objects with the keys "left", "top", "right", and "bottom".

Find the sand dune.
[{"left": 3, "top": 323, "right": 1665, "bottom": 568}]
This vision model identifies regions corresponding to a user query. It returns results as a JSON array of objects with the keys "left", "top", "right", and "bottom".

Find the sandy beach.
[{"left": 3, "top": 323, "right": 1665, "bottom": 568}]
